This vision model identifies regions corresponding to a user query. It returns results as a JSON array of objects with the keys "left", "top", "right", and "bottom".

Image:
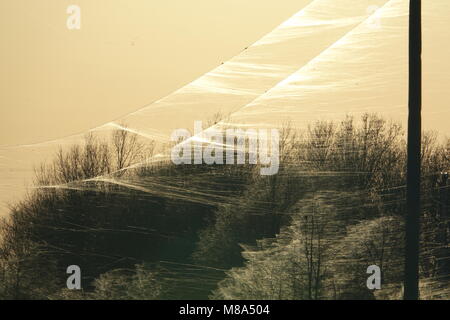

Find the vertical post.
[{"left": 404, "top": 0, "right": 422, "bottom": 300}]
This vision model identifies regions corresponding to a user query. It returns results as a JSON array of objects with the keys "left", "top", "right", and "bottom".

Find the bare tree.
[{"left": 112, "top": 124, "right": 144, "bottom": 172}]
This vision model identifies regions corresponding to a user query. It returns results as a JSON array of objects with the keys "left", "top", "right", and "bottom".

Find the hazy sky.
[
  {"left": 0, "top": 0, "right": 449, "bottom": 216},
  {"left": 1, "top": 0, "right": 448, "bottom": 146},
  {"left": 0, "top": 0, "right": 311, "bottom": 146}
]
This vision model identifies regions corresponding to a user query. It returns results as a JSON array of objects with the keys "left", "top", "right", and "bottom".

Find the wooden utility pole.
[{"left": 404, "top": 0, "right": 422, "bottom": 300}]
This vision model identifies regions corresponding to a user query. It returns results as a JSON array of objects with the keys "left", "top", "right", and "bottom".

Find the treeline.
[
  {"left": 0, "top": 125, "right": 252, "bottom": 299},
  {"left": 207, "top": 115, "right": 449, "bottom": 299},
  {"left": 0, "top": 114, "right": 448, "bottom": 299}
]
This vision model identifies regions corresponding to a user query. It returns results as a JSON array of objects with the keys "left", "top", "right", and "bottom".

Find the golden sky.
[
  {"left": 0, "top": 0, "right": 449, "bottom": 215},
  {"left": 0, "top": 0, "right": 310, "bottom": 146},
  {"left": 1, "top": 0, "right": 448, "bottom": 147}
]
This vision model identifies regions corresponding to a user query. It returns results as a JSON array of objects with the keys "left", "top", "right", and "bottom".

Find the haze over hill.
[{"left": 0, "top": 0, "right": 449, "bottom": 216}]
